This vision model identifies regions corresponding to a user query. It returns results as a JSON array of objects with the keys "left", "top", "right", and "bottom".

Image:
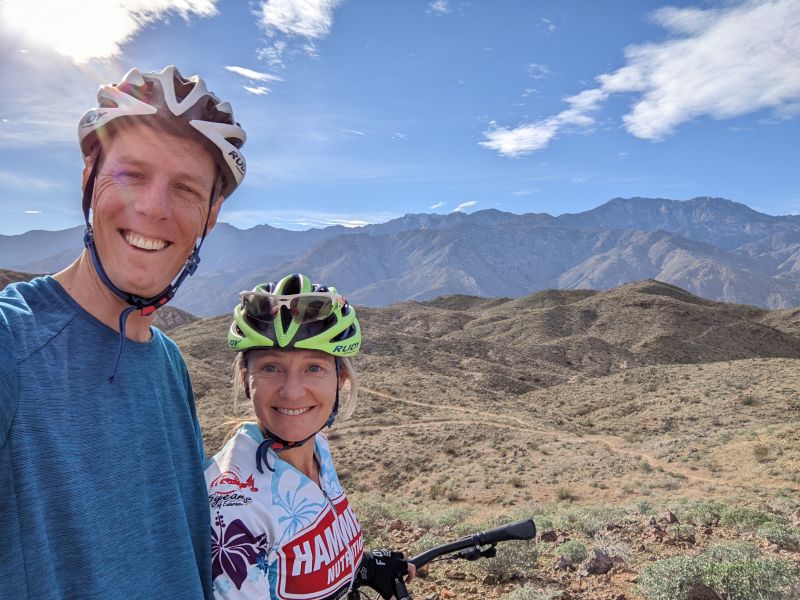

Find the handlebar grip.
[
  {"left": 476, "top": 519, "right": 536, "bottom": 545},
  {"left": 393, "top": 575, "right": 411, "bottom": 600}
]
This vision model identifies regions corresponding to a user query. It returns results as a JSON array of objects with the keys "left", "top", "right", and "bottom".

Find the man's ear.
[
  {"left": 81, "top": 154, "right": 96, "bottom": 193},
  {"left": 205, "top": 195, "right": 224, "bottom": 232}
]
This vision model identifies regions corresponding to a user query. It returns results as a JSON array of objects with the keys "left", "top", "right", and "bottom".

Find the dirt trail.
[{"left": 359, "top": 387, "right": 800, "bottom": 492}]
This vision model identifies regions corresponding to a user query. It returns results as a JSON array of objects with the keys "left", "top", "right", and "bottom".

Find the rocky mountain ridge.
[{"left": 4, "top": 196, "right": 800, "bottom": 314}]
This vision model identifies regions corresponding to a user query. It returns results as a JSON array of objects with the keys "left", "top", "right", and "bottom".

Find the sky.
[{"left": 0, "top": 0, "right": 798, "bottom": 236}]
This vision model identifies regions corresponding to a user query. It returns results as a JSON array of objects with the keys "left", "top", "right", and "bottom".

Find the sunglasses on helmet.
[{"left": 239, "top": 291, "right": 344, "bottom": 327}]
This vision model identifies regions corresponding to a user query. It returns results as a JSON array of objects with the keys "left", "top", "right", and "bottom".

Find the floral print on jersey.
[
  {"left": 212, "top": 511, "right": 268, "bottom": 590},
  {"left": 271, "top": 461, "right": 327, "bottom": 539},
  {"left": 317, "top": 437, "right": 343, "bottom": 498}
]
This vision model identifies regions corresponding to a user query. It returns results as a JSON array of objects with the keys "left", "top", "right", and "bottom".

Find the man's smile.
[{"left": 121, "top": 229, "right": 171, "bottom": 252}]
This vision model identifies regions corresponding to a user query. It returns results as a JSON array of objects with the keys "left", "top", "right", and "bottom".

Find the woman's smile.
[{"left": 273, "top": 406, "right": 313, "bottom": 416}]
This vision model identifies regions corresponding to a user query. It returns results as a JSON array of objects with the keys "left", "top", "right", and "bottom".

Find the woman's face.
[{"left": 246, "top": 349, "right": 340, "bottom": 442}]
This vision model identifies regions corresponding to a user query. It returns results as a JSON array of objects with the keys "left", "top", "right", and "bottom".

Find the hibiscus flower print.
[
  {"left": 211, "top": 512, "right": 268, "bottom": 590},
  {"left": 317, "top": 442, "right": 343, "bottom": 498},
  {"left": 271, "top": 464, "right": 326, "bottom": 537}
]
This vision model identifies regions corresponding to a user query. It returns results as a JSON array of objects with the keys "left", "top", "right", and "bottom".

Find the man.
[{"left": 0, "top": 66, "right": 246, "bottom": 599}]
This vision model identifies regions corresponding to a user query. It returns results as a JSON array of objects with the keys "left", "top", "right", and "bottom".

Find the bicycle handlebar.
[
  {"left": 409, "top": 518, "right": 536, "bottom": 569},
  {"left": 353, "top": 519, "right": 536, "bottom": 600}
]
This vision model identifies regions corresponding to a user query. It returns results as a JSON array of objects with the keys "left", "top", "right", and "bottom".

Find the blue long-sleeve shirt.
[{"left": 0, "top": 276, "right": 212, "bottom": 599}]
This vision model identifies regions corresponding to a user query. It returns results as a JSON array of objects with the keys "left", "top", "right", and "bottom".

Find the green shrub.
[
  {"left": 753, "top": 443, "right": 771, "bottom": 463},
  {"left": 668, "top": 524, "right": 696, "bottom": 542},
  {"left": 637, "top": 555, "right": 699, "bottom": 600},
  {"left": 557, "top": 540, "right": 587, "bottom": 563},
  {"left": 638, "top": 542, "right": 798, "bottom": 600},
  {"left": 351, "top": 494, "right": 397, "bottom": 544},
  {"left": 555, "top": 505, "right": 626, "bottom": 537},
  {"left": 555, "top": 486, "right": 578, "bottom": 502},
  {"left": 682, "top": 500, "right": 724, "bottom": 526},
  {"left": 411, "top": 507, "right": 469, "bottom": 531},
  {"left": 501, "top": 585, "right": 559, "bottom": 600},
  {"left": 757, "top": 521, "right": 800, "bottom": 550},
  {"left": 719, "top": 506, "right": 774, "bottom": 530},
  {"left": 477, "top": 540, "right": 539, "bottom": 582},
  {"left": 533, "top": 515, "right": 555, "bottom": 532}
]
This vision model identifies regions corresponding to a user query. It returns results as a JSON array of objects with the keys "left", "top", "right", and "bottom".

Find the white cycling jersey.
[{"left": 205, "top": 423, "right": 364, "bottom": 600}]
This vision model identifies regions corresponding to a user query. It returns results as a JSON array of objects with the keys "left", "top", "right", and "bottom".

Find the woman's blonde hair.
[{"left": 226, "top": 350, "right": 359, "bottom": 438}]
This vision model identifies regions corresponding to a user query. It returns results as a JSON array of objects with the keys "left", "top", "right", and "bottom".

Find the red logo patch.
[{"left": 210, "top": 466, "right": 259, "bottom": 495}]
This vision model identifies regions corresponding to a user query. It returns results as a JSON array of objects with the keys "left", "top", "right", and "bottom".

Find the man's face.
[{"left": 86, "top": 121, "right": 221, "bottom": 298}]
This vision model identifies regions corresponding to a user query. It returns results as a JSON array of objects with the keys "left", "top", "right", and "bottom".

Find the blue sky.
[{"left": 0, "top": 0, "right": 798, "bottom": 236}]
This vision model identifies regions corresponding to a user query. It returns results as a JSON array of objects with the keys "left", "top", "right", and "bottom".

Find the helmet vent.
[{"left": 172, "top": 75, "right": 196, "bottom": 103}]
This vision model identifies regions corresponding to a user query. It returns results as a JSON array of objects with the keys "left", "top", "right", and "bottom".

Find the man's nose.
[{"left": 133, "top": 179, "right": 171, "bottom": 220}]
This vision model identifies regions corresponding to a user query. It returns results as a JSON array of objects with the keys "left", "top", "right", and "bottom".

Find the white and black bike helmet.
[{"left": 78, "top": 65, "right": 246, "bottom": 199}]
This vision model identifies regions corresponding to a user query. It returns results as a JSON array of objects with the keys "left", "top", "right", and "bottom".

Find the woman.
[{"left": 206, "top": 273, "right": 414, "bottom": 599}]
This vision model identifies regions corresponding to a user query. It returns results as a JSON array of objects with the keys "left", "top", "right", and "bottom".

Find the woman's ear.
[{"left": 242, "top": 367, "right": 251, "bottom": 399}]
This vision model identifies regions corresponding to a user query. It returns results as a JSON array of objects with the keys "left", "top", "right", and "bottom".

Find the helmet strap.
[{"left": 325, "top": 358, "right": 341, "bottom": 429}]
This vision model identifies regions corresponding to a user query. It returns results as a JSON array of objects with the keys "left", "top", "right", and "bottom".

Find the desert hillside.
[{"left": 173, "top": 279, "right": 800, "bottom": 599}]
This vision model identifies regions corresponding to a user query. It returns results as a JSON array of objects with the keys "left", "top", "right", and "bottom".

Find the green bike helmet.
[{"left": 229, "top": 273, "right": 361, "bottom": 357}]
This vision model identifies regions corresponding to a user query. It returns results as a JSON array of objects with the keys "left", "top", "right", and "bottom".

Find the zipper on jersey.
[{"left": 321, "top": 487, "right": 357, "bottom": 594}]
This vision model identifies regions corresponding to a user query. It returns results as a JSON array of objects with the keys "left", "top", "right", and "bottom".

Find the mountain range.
[{"left": 3, "top": 196, "right": 800, "bottom": 315}]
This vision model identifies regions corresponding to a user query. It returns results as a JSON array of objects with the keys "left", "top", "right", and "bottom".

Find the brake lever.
[{"left": 456, "top": 544, "right": 497, "bottom": 561}]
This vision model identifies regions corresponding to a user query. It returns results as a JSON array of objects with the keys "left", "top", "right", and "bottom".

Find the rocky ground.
[{"left": 347, "top": 496, "right": 800, "bottom": 599}]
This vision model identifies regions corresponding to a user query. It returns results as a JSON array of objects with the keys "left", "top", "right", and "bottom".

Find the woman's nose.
[{"left": 279, "top": 372, "right": 304, "bottom": 400}]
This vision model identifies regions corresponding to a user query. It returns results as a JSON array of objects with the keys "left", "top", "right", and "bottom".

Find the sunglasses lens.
[
  {"left": 241, "top": 294, "right": 336, "bottom": 330},
  {"left": 292, "top": 296, "right": 334, "bottom": 324},
  {"left": 242, "top": 294, "right": 278, "bottom": 333}
]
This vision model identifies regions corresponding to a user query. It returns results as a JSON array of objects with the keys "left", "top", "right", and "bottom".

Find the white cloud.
[
  {"left": 452, "top": 200, "right": 478, "bottom": 213},
  {"left": 480, "top": 119, "right": 559, "bottom": 157},
  {"left": 482, "top": 0, "right": 800, "bottom": 155},
  {"left": 25, "top": 209, "right": 43, "bottom": 214},
  {"left": 0, "top": 169, "right": 64, "bottom": 191},
  {"left": 392, "top": 132, "right": 408, "bottom": 140},
  {"left": 603, "top": 0, "right": 800, "bottom": 140},
  {"left": 256, "top": 0, "right": 343, "bottom": 67},
  {"left": 219, "top": 208, "right": 398, "bottom": 230},
  {"left": 342, "top": 129, "right": 365, "bottom": 136},
  {"left": 225, "top": 65, "right": 283, "bottom": 82},
  {"left": 427, "top": 0, "right": 451, "bottom": 15},
  {"left": 527, "top": 63, "right": 550, "bottom": 79},
  {"left": 0, "top": 0, "right": 218, "bottom": 63},
  {"left": 258, "top": 39, "right": 289, "bottom": 68},
  {"left": 243, "top": 86, "right": 271, "bottom": 95},
  {"left": 430, "top": 201, "right": 445, "bottom": 209},
  {"left": 259, "top": 0, "right": 342, "bottom": 38},
  {"left": 542, "top": 18, "right": 556, "bottom": 32}
]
